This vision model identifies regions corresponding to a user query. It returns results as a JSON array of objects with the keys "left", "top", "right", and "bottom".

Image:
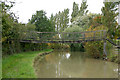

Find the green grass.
[{"left": 2, "top": 49, "right": 53, "bottom": 78}]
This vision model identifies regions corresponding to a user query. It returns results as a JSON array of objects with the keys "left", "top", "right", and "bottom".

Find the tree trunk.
[{"left": 103, "top": 40, "right": 107, "bottom": 56}]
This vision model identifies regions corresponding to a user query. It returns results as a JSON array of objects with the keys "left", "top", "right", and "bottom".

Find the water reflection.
[
  {"left": 65, "top": 53, "right": 70, "bottom": 59},
  {"left": 34, "top": 51, "right": 118, "bottom": 78}
]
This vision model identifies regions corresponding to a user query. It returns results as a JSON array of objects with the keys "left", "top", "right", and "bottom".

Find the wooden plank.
[
  {"left": 35, "top": 30, "right": 106, "bottom": 34},
  {"left": 20, "top": 38, "right": 103, "bottom": 43},
  {"left": 18, "top": 30, "right": 106, "bottom": 43}
]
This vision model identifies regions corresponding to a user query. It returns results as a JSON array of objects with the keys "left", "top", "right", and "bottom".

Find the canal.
[{"left": 34, "top": 51, "right": 118, "bottom": 78}]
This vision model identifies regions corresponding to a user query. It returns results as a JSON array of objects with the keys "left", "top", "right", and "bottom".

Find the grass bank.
[{"left": 2, "top": 49, "right": 53, "bottom": 78}]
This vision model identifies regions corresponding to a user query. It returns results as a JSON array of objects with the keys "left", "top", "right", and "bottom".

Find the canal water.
[{"left": 34, "top": 51, "right": 118, "bottom": 78}]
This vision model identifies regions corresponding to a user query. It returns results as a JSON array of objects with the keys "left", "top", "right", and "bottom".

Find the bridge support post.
[
  {"left": 118, "top": 2, "right": 120, "bottom": 25},
  {"left": 118, "top": 3, "right": 120, "bottom": 79},
  {"left": 118, "top": 40, "right": 120, "bottom": 78},
  {"left": 103, "top": 40, "right": 107, "bottom": 60}
]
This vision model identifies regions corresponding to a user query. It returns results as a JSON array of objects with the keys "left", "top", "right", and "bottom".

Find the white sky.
[{"left": 10, "top": 0, "right": 104, "bottom": 24}]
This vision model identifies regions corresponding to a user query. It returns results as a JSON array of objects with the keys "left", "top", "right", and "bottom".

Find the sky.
[{"left": 10, "top": 0, "right": 104, "bottom": 24}]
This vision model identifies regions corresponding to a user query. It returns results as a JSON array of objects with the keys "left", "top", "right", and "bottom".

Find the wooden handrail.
[
  {"left": 30, "top": 30, "right": 107, "bottom": 34},
  {"left": 14, "top": 30, "right": 107, "bottom": 43}
]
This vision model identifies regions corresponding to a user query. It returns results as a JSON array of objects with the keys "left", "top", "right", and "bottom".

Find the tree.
[
  {"left": 53, "top": 9, "right": 69, "bottom": 32},
  {"left": 2, "top": 1, "right": 18, "bottom": 41},
  {"left": 101, "top": 2, "right": 119, "bottom": 39},
  {"left": 60, "top": 9, "right": 69, "bottom": 32},
  {"left": 1, "top": 1, "right": 22, "bottom": 54},
  {"left": 29, "top": 10, "right": 54, "bottom": 32},
  {"left": 78, "top": 0, "right": 88, "bottom": 16},
  {"left": 63, "top": 8, "right": 69, "bottom": 31},
  {"left": 71, "top": 13, "right": 97, "bottom": 31},
  {"left": 71, "top": 2, "right": 79, "bottom": 22},
  {"left": 50, "top": 14, "right": 55, "bottom": 32},
  {"left": 54, "top": 13, "right": 59, "bottom": 32}
]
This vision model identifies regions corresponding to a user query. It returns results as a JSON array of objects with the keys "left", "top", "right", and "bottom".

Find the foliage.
[
  {"left": 62, "top": 25, "right": 83, "bottom": 40},
  {"left": 2, "top": 0, "right": 119, "bottom": 63},
  {"left": 71, "top": 2, "right": 79, "bottom": 22},
  {"left": 105, "top": 41, "right": 119, "bottom": 63},
  {"left": 2, "top": 1, "right": 20, "bottom": 55},
  {"left": 50, "top": 14, "right": 55, "bottom": 32},
  {"left": 63, "top": 25, "right": 83, "bottom": 32},
  {"left": 63, "top": 9, "right": 69, "bottom": 31},
  {"left": 63, "top": 25, "right": 85, "bottom": 51},
  {"left": 101, "top": 2, "right": 119, "bottom": 39},
  {"left": 85, "top": 41, "right": 103, "bottom": 58},
  {"left": 85, "top": 25, "right": 108, "bottom": 58},
  {"left": 29, "top": 10, "right": 54, "bottom": 32},
  {"left": 70, "top": 43, "right": 85, "bottom": 52},
  {"left": 47, "top": 43, "right": 70, "bottom": 50},
  {"left": 21, "top": 24, "right": 38, "bottom": 40},
  {"left": 53, "top": 8, "right": 69, "bottom": 32},
  {"left": 90, "top": 15, "right": 102, "bottom": 28},
  {"left": 71, "top": 13, "right": 98, "bottom": 31},
  {"left": 78, "top": 0, "right": 88, "bottom": 16},
  {"left": 71, "top": 0, "right": 88, "bottom": 23},
  {"left": 2, "top": 0, "right": 18, "bottom": 41},
  {"left": 2, "top": 1, "right": 48, "bottom": 55}
]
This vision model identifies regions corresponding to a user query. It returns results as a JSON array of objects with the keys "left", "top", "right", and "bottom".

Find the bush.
[
  {"left": 47, "top": 43, "right": 70, "bottom": 50},
  {"left": 84, "top": 41, "right": 103, "bottom": 58},
  {"left": 70, "top": 43, "right": 85, "bottom": 52}
]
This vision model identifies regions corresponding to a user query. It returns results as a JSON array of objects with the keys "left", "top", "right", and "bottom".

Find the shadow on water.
[{"left": 34, "top": 50, "right": 118, "bottom": 78}]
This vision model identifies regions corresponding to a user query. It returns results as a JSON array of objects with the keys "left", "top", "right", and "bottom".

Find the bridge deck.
[
  {"left": 19, "top": 30, "right": 106, "bottom": 43},
  {"left": 20, "top": 39, "right": 104, "bottom": 43}
]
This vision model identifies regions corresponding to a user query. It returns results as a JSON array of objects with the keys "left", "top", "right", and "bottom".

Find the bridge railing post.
[
  {"left": 83, "top": 32, "right": 85, "bottom": 41},
  {"left": 73, "top": 32, "right": 76, "bottom": 41},
  {"left": 94, "top": 31, "right": 96, "bottom": 40},
  {"left": 103, "top": 30, "right": 106, "bottom": 39},
  {"left": 100, "top": 31, "right": 102, "bottom": 39},
  {"left": 57, "top": 32, "right": 59, "bottom": 41},
  {"left": 62, "top": 32, "right": 64, "bottom": 42},
  {"left": 103, "top": 40, "right": 107, "bottom": 57},
  {"left": 39, "top": 32, "right": 42, "bottom": 41}
]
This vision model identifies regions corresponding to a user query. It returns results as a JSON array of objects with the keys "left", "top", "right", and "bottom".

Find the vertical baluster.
[
  {"left": 102, "top": 31, "right": 103, "bottom": 39},
  {"left": 62, "top": 32, "right": 64, "bottom": 42},
  {"left": 82, "top": 32, "right": 83, "bottom": 41},
  {"left": 68, "top": 32, "right": 69, "bottom": 41},
  {"left": 94, "top": 31, "right": 95, "bottom": 40},
  {"left": 40, "top": 33, "right": 43, "bottom": 41},
  {"left": 57, "top": 32, "right": 58, "bottom": 41},
  {"left": 40, "top": 32, "right": 41, "bottom": 41},
  {"left": 73, "top": 32, "right": 74, "bottom": 41},
  {"left": 102, "top": 30, "right": 104, "bottom": 39},
  {"left": 41, "top": 32, "right": 42, "bottom": 41},
  {"left": 84, "top": 32, "right": 85, "bottom": 41},
  {"left": 47, "top": 32, "right": 48, "bottom": 41},
  {"left": 52, "top": 32, "right": 54, "bottom": 41},
  {"left": 83, "top": 32, "right": 85, "bottom": 41},
  {"left": 104, "top": 30, "right": 106, "bottom": 39},
  {"left": 58, "top": 33, "right": 60, "bottom": 41},
  {"left": 91, "top": 31, "right": 92, "bottom": 40},
  {"left": 49, "top": 32, "right": 51, "bottom": 41},
  {"left": 100, "top": 31, "right": 101, "bottom": 39}
]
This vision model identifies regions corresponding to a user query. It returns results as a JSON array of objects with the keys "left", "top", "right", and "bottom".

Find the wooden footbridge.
[
  {"left": 20, "top": 30, "right": 107, "bottom": 43},
  {"left": 11, "top": 30, "right": 120, "bottom": 56}
]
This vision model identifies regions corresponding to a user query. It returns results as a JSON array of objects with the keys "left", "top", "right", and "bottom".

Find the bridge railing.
[{"left": 21, "top": 30, "right": 106, "bottom": 41}]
